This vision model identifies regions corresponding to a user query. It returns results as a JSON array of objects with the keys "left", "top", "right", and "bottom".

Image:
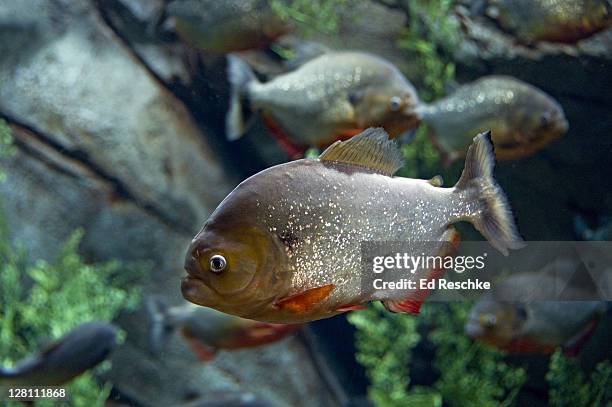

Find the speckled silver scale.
[{"left": 252, "top": 159, "right": 478, "bottom": 308}]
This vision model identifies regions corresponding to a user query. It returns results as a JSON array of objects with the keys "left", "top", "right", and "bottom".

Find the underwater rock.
[
  {"left": 0, "top": 0, "right": 230, "bottom": 234},
  {"left": 0, "top": 1, "right": 338, "bottom": 406}
]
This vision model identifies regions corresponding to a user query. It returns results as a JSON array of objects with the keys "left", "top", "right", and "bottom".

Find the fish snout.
[
  {"left": 184, "top": 240, "right": 206, "bottom": 278},
  {"left": 182, "top": 240, "right": 217, "bottom": 305},
  {"left": 556, "top": 116, "right": 569, "bottom": 134}
]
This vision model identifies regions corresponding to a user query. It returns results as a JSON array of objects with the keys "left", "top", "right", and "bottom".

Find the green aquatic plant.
[
  {"left": 421, "top": 303, "right": 526, "bottom": 407},
  {"left": 0, "top": 227, "right": 144, "bottom": 406},
  {"left": 546, "top": 350, "right": 611, "bottom": 407},
  {"left": 349, "top": 302, "right": 422, "bottom": 406},
  {"left": 394, "top": 0, "right": 462, "bottom": 182},
  {"left": 0, "top": 119, "right": 16, "bottom": 180},
  {"left": 349, "top": 302, "right": 526, "bottom": 407},
  {"left": 270, "top": 0, "right": 352, "bottom": 37},
  {"left": 397, "top": 0, "right": 459, "bottom": 102}
]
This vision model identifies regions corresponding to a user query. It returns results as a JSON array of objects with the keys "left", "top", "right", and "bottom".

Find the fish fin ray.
[
  {"left": 563, "top": 317, "right": 600, "bottom": 357},
  {"left": 181, "top": 328, "right": 217, "bottom": 362},
  {"left": 383, "top": 299, "right": 423, "bottom": 314},
  {"left": 336, "top": 304, "right": 367, "bottom": 312},
  {"left": 275, "top": 284, "right": 335, "bottom": 313},
  {"left": 504, "top": 337, "right": 555, "bottom": 354},
  {"left": 319, "top": 128, "right": 403, "bottom": 176},
  {"left": 226, "top": 54, "right": 257, "bottom": 140},
  {"left": 146, "top": 296, "right": 173, "bottom": 354},
  {"left": 261, "top": 113, "right": 306, "bottom": 158},
  {"left": 454, "top": 131, "right": 524, "bottom": 255}
]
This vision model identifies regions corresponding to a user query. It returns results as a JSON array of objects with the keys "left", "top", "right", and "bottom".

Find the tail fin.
[
  {"left": 454, "top": 131, "right": 524, "bottom": 255},
  {"left": 573, "top": 215, "right": 594, "bottom": 240},
  {"left": 226, "top": 54, "right": 257, "bottom": 141},
  {"left": 146, "top": 296, "right": 174, "bottom": 355}
]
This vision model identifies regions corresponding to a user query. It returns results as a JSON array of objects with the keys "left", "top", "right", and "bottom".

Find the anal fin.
[
  {"left": 261, "top": 113, "right": 307, "bottom": 159},
  {"left": 383, "top": 228, "right": 460, "bottom": 315},
  {"left": 181, "top": 328, "right": 217, "bottom": 362},
  {"left": 336, "top": 304, "right": 367, "bottom": 312}
]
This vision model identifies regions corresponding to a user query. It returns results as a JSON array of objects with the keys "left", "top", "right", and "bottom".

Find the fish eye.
[
  {"left": 540, "top": 113, "right": 550, "bottom": 127},
  {"left": 481, "top": 314, "right": 497, "bottom": 327},
  {"left": 209, "top": 255, "right": 227, "bottom": 273},
  {"left": 389, "top": 96, "right": 402, "bottom": 111}
]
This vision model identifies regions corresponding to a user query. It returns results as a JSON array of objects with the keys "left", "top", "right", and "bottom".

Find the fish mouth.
[
  {"left": 181, "top": 275, "right": 213, "bottom": 306},
  {"left": 556, "top": 117, "right": 569, "bottom": 134}
]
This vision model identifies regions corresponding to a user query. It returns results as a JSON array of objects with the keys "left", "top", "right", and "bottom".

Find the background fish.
[
  {"left": 226, "top": 52, "right": 421, "bottom": 153},
  {"left": 486, "top": 0, "right": 612, "bottom": 44},
  {"left": 420, "top": 75, "right": 568, "bottom": 163},
  {"left": 465, "top": 258, "right": 607, "bottom": 355},
  {"left": 174, "top": 392, "right": 276, "bottom": 407},
  {"left": 166, "top": 0, "right": 291, "bottom": 53},
  {"left": 182, "top": 128, "right": 523, "bottom": 323},
  {"left": 574, "top": 215, "right": 612, "bottom": 241},
  {"left": 147, "top": 297, "right": 301, "bottom": 361},
  {"left": 0, "top": 322, "right": 117, "bottom": 391}
]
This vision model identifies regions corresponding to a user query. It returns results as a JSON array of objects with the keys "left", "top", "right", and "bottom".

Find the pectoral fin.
[
  {"left": 336, "top": 304, "right": 367, "bottom": 312},
  {"left": 275, "top": 284, "right": 335, "bottom": 313},
  {"left": 181, "top": 328, "right": 216, "bottom": 362}
]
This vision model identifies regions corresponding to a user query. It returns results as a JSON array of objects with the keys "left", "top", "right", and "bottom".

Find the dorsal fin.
[{"left": 318, "top": 128, "right": 404, "bottom": 176}]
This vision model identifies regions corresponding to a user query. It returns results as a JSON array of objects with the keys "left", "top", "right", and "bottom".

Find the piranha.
[
  {"left": 165, "top": 0, "right": 291, "bottom": 53},
  {"left": 182, "top": 128, "right": 523, "bottom": 324},
  {"left": 465, "top": 259, "right": 607, "bottom": 355},
  {"left": 419, "top": 76, "right": 568, "bottom": 163},
  {"left": 0, "top": 322, "right": 117, "bottom": 392},
  {"left": 147, "top": 297, "right": 301, "bottom": 361},
  {"left": 485, "top": 0, "right": 612, "bottom": 44},
  {"left": 226, "top": 52, "right": 421, "bottom": 156}
]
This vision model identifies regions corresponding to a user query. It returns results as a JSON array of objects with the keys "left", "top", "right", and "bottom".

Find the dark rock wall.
[{"left": 0, "top": 1, "right": 337, "bottom": 406}]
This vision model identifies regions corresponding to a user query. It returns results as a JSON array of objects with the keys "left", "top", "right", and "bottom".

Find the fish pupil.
[{"left": 210, "top": 255, "right": 227, "bottom": 273}]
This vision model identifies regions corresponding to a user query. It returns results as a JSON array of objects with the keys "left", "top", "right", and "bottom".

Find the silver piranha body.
[
  {"left": 182, "top": 128, "right": 522, "bottom": 323},
  {"left": 420, "top": 76, "right": 568, "bottom": 163},
  {"left": 226, "top": 52, "right": 421, "bottom": 150},
  {"left": 486, "top": 0, "right": 612, "bottom": 44}
]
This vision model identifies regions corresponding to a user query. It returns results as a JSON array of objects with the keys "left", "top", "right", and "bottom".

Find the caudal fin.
[
  {"left": 226, "top": 54, "right": 257, "bottom": 141},
  {"left": 146, "top": 296, "right": 173, "bottom": 355},
  {"left": 454, "top": 131, "right": 524, "bottom": 255}
]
